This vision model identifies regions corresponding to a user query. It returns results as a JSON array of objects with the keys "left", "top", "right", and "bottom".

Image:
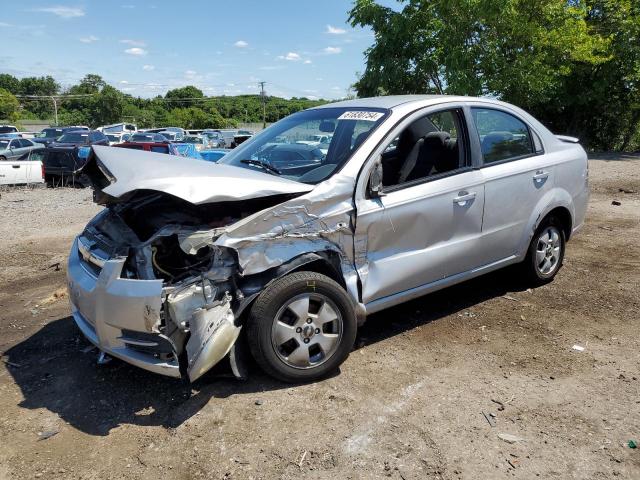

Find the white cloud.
[
  {"left": 119, "top": 80, "right": 129, "bottom": 84},
  {"left": 234, "top": 40, "right": 248, "bottom": 48},
  {"left": 304, "top": 59, "right": 312, "bottom": 64},
  {"left": 120, "top": 39, "right": 146, "bottom": 47},
  {"left": 142, "top": 64, "right": 155, "bottom": 71},
  {"left": 79, "top": 35, "right": 98, "bottom": 43},
  {"left": 259, "top": 65, "right": 284, "bottom": 71},
  {"left": 0, "top": 22, "right": 12, "bottom": 27},
  {"left": 323, "top": 46, "right": 342, "bottom": 55},
  {"left": 184, "top": 70, "right": 197, "bottom": 79},
  {"left": 278, "top": 52, "right": 301, "bottom": 61},
  {"left": 33, "top": 6, "right": 85, "bottom": 18},
  {"left": 326, "top": 24, "right": 346, "bottom": 35},
  {"left": 125, "top": 47, "right": 147, "bottom": 56},
  {"left": 121, "top": 4, "right": 135, "bottom": 8}
]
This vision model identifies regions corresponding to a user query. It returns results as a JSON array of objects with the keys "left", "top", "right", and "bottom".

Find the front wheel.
[
  {"left": 246, "top": 271, "right": 357, "bottom": 383},
  {"left": 522, "top": 216, "right": 566, "bottom": 285}
]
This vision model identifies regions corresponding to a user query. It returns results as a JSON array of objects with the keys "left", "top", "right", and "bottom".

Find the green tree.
[
  {"left": 348, "top": 0, "right": 638, "bottom": 149},
  {"left": 0, "top": 74, "right": 20, "bottom": 94},
  {"left": 165, "top": 86, "right": 204, "bottom": 109},
  {"left": 0, "top": 88, "right": 20, "bottom": 121}
]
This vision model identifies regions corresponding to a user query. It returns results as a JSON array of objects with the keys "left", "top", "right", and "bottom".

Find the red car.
[{"left": 115, "top": 142, "right": 171, "bottom": 154}]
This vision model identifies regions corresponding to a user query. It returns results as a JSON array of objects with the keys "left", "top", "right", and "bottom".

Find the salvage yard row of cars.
[
  {"left": 66, "top": 95, "right": 589, "bottom": 383},
  {"left": 0, "top": 122, "right": 256, "bottom": 186}
]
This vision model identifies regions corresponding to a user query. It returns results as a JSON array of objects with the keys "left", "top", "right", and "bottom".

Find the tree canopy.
[
  {"left": 349, "top": 0, "right": 640, "bottom": 151},
  {"left": 1, "top": 73, "right": 329, "bottom": 131}
]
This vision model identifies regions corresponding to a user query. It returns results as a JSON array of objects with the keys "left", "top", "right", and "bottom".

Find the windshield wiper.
[{"left": 240, "top": 159, "right": 281, "bottom": 175}]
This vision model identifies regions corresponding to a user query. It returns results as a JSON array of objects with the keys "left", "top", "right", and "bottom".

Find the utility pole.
[
  {"left": 50, "top": 96, "right": 58, "bottom": 126},
  {"left": 259, "top": 81, "right": 267, "bottom": 129}
]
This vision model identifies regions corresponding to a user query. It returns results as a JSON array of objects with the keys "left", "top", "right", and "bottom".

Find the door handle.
[
  {"left": 453, "top": 191, "right": 476, "bottom": 205},
  {"left": 533, "top": 170, "right": 549, "bottom": 180},
  {"left": 12, "top": 165, "right": 20, "bottom": 169}
]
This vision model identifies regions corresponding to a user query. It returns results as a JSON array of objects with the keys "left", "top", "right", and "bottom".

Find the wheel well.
[
  {"left": 545, "top": 207, "right": 572, "bottom": 240},
  {"left": 290, "top": 258, "right": 346, "bottom": 288}
]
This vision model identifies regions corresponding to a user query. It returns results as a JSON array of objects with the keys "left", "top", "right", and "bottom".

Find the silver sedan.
[{"left": 0, "top": 137, "right": 44, "bottom": 161}]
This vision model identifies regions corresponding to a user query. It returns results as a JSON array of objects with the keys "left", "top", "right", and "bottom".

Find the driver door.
[{"left": 354, "top": 107, "right": 486, "bottom": 308}]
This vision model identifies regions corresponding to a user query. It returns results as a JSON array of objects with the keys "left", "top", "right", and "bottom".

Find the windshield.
[
  {"left": 0, "top": 140, "right": 9, "bottom": 149},
  {"left": 184, "top": 136, "right": 203, "bottom": 143},
  {"left": 58, "top": 132, "right": 89, "bottom": 143},
  {"left": 106, "top": 134, "right": 120, "bottom": 142},
  {"left": 218, "top": 107, "right": 388, "bottom": 184},
  {"left": 0, "top": 126, "right": 17, "bottom": 134}
]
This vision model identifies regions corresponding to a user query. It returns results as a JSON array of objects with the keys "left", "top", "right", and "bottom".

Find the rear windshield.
[{"left": 0, "top": 126, "right": 18, "bottom": 134}]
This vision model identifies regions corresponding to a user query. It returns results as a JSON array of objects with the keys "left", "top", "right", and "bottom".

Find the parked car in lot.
[
  {"left": 0, "top": 153, "right": 44, "bottom": 186},
  {"left": 43, "top": 130, "right": 109, "bottom": 185},
  {"left": 144, "top": 127, "right": 185, "bottom": 141},
  {"left": 0, "top": 125, "right": 19, "bottom": 135},
  {"left": 68, "top": 95, "right": 589, "bottom": 384},
  {"left": 202, "top": 131, "right": 227, "bottom": 148},
  {"left": 33, "top": 126, "right": 90, "bottom": 146},
  {"left": 0, "top": 138, "right": 44, "bottom": 161},
  {"left": 106, "top": 133, "right": 132, "bottom": 145},
  {"left": 182, "top": 135, "right": 211, "bottom": 151},
  {"left": 49, "top": 130, "right": 108, "bottom": 148},
  {"left": 129, "top": 132, "right": 168, "bottom": 143},
  {"left": 116, "top": 141, "right": 172, "bottom": 154}
]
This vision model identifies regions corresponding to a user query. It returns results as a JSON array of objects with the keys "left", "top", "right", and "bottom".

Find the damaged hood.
[{"left": 86, "top": 145, "right": 314, "bottom": 204}]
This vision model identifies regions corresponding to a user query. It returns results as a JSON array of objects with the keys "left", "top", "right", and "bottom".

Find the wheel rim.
[
  {"left": 271, "top": 293, "right": 343, "bottom": 369},
  {"left": 535, "top": 226, "right": 562, "bottom": 276}
]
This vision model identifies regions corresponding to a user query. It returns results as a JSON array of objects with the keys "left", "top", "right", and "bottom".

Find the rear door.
[{"left": 470, "top": 106, "right": 553, "bottom": 262}]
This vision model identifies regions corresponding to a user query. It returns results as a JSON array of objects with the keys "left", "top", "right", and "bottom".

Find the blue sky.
[{"left": 1, "top": 0, "right": 384, "bottom": 100}]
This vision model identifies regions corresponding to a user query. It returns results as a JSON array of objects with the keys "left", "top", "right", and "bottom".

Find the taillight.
[{"left": 41, "top": 162, "right": 45, "bottom": 179}]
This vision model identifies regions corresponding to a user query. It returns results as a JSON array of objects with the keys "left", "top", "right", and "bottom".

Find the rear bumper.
[{"left": 67, "top": 237, "right": 181, "bottom": 378}]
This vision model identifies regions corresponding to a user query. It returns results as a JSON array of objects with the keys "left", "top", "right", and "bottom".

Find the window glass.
[
  {"left": 218, "top": 107, "right": 388, "bottom": 184},
  {"left": 150, "top": 146, "right": 169, "bottom": 153},
  {"left": 379, "top": 109, "right": 466, "bottom": 188},
  {"left": 472, "top": 108, "right": 533, "bottom": 163}
]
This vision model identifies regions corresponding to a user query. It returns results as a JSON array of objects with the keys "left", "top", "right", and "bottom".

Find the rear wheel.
[
  {"left": 0, "top": 156, "right": 6, "bottom": 161},
  {"left": 522, "top": 216, "right": 565, "bottom": 285},
  {"left": 247, "top": 271, "right": 357, "bottom": 383}
]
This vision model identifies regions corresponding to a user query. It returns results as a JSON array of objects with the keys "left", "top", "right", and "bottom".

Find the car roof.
[{"left": 310, "top": 94, "right": 485, "bottom": 110}]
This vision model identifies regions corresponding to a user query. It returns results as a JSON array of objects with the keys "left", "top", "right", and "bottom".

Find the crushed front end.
[{"left": 67, "top": 193, "right": 280, "bottom": 382}]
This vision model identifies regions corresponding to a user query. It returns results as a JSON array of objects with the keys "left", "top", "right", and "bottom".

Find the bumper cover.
[{"left": 67, "top": 237, "right": 181, "bottom": 378}]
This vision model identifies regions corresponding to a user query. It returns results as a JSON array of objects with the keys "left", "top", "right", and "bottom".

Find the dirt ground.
[{"left": 0, "top": 155, "right": 638, "bottom": 480}]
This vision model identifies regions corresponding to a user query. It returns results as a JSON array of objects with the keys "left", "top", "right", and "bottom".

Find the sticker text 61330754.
[{"left": 337, "top": 111, "right": 385, "bottom": 122}]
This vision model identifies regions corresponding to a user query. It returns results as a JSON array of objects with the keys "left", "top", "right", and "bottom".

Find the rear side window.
[
  {"left": 471, "top": 108, "right": 534, "bottom": 163},
  {"left": 151, "top": 146, "right": 169, "bottom": 153}
]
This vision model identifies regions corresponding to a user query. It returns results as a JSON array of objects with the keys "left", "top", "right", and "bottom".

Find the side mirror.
[{"left": 369, "top": 158, "right": 385, "bottom": 198}]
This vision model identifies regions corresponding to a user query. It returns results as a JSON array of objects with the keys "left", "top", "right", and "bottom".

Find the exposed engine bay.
[{"left": 79, "top": 189, "right": 304, "bottom": 380}]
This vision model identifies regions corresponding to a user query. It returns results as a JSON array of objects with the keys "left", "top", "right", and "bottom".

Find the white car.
[
  {"left": 0, "top": 148, "right": 44, "bottom": 185},
  {"left": 68, "top": 95, "right": 588, "bottom": 383}
]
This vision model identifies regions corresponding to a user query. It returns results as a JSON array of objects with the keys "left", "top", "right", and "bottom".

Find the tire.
[
  {"left": 0, "top": 156, "right": 6, "bottom": 161},
  {"left": 522, "top": 216, "right": 566, "bottom": 286},
  {"left": 246, "top": 271, "right": 357, "bottom": 383}
]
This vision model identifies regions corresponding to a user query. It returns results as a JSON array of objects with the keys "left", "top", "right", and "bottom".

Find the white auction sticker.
[{"left": 337, "top": 111, "right": 384, "bottom": 121}]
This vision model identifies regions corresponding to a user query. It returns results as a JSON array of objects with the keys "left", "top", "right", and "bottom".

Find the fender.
[{"left": 517, "top": 186, "right": 574, "bottom": 259}]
